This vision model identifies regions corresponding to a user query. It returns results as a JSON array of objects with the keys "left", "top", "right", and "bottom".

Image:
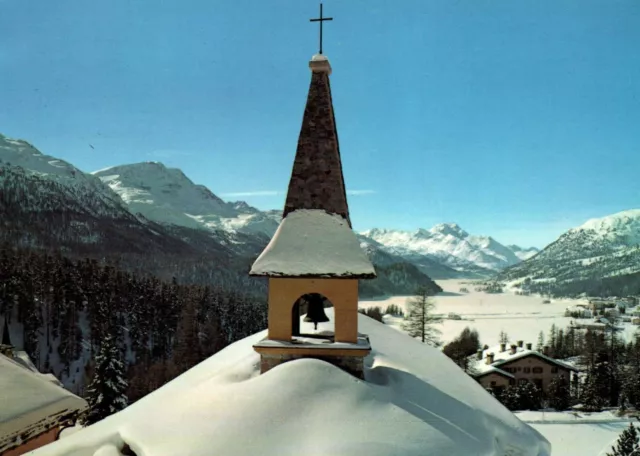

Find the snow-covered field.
[
  {"left": 516, "top": 411, "right": 638, "bottom": 456},
  {"left": 360, "top": 279, "right": 639, "bottom": 347}
]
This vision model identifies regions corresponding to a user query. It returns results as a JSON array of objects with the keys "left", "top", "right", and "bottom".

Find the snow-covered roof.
[
  {"left": 471, "top": 344, "right": 579, "bottom": 377},
  {"left": 0, "top": 354, "right": 87, "bottom": 453},
  {"left": 250, "top": 209, "right": 376, "bottom": 278},
  {"left": 476, "top": 366, "right": 515, "bottom": 379},
  {"left": 31, "top": 310, "right": 550, "bottom": 456}
]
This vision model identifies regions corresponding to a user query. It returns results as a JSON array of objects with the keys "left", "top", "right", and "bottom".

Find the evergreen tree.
[
  {"left": 170, "top": 296, "right": 202, "bottom": 376},
  {"left": 81, "top": 333, "right": 128, "bottom": 425},
  {"left": 402, "top": 287, "right": 442, "bottom": 347},
  {"left": 442, "top": 327, "right": 481, "bottom": 373},
  {"left": 499, "top": 330, "right": 509, "bottom": 345},
  {"left": 548, "top": 375, "right": 571, "bottom": 411},
  {"left": 581, "top": 373, "right": 605, "bottom": 412},
  {"left": 536, "top": 331, "right": 545, "bottom": 352},
  {"left": 517, "top": 382, "right": 543, "bottom": 411},
  {"left": 606, "top": 423, "right": 639, "bottom": 456}
]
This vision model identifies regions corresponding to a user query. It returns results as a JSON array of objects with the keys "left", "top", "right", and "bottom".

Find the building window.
[
  {"left": 518, "top": 378, "right": 528, "bottom": 385},
  {"left": 551, "top": 366, "right": 558, "bottom": 374},
  {"left": 523, "top": 367, "right": 531, "bottom": 373},
  {"left": 509, "top": 379, "right": 515, "bottom": 386},
  {"left": 532, "top": 367, "right": 543, "bottom": 374},
  {"left": 517, "top": 367, "right": 522, "bottom": 372}
]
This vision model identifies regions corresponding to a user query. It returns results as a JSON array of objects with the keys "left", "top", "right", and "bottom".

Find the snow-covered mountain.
[
  {"left": 360, "top": 223, "right": 534, "bottom": 277},
  {"left": 499, "top": 209, "right": 640, "bottom": 286},
  {"left": 93, "top": 163, "right": 281, "bottom": 238},
  {"left": 0, "top": 133, "right": 135, "bottom": 219},
  {"left": 0, "top": 134, "right": 212, "bottom": 256},
  {"left": 507, "top": 245, "right": 540, "bottom": 261}
]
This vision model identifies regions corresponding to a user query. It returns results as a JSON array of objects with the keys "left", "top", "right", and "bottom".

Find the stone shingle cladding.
[{"left": 283, "top": 61, "right": 351, "bottom": 227}]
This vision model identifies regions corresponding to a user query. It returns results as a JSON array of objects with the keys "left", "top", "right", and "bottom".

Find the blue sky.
[{"left": 1, "top": 0, "right": 638, "bottom": 248}]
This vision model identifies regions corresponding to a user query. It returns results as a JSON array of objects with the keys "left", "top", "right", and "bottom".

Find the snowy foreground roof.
[
  {"left": 31, "top": 311, "right": 550, "bottom": 456},
  {"left": 250, "top": 209, "right": 376, "bottom": 278},
  {"left": 1, "top": 353, "right": 87, "bottom": 453}
]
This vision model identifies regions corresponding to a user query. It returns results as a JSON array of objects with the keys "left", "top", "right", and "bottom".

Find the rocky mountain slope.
[
  {"left": 93, "top": 163, "right": 281, "bottom": 239},
  {"left": 499, "top": 209, "right": 640, "bottom": 295},
  {"left": 360, "top": 224, "right": 537, "bottom": 278},
  {"left": 0, "top": 133, "right": 438, "bottom": 296}
]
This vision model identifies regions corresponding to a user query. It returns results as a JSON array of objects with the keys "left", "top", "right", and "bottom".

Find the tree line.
[{"left": 0, "top": 245, "right": 268, "bottom": 415}]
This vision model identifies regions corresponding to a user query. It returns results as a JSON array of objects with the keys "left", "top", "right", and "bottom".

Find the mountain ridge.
[{"left": 498, "top": 209, "right": 640, "bottom": 296}]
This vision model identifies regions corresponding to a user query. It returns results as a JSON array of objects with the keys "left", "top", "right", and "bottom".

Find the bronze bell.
[{"left": 303, "top": 293, "right": 330, "bottom": 330}]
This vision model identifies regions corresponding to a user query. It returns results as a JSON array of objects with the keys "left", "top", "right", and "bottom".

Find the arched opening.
[{"left": 291, "top": 293, "right": 334, "bottom": 340}]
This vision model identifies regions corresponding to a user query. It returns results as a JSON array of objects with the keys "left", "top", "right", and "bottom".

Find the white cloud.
[{"left": 348, "top": 189, "right": 376, "bottom": 196}]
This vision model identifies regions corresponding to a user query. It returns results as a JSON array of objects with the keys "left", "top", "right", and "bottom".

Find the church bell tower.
[{"left": 250, "top": 5, "right": 376, "bottom": 379}]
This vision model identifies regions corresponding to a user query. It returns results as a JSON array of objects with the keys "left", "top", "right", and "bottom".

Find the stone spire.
[{"left": 283, "top": 54, "right": 351, "bottom": 227}]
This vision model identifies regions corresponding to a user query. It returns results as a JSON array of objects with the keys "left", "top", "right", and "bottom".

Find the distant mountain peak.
[
  {"left": 429, "top": 223, "right": 469, "bottom": 239},
  {"left": 92, "top": 162, "right": 280, "bottom": 238}
]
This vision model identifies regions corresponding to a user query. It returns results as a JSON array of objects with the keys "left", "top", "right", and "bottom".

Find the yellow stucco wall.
[
  {"left": 499, "top": 356, "right": 572, "bottom": 392},
  {"left": 268, "top": 278, "right": 359, "bottom": 343},
  {"left": 477, "top": 372, "right": 511, "bottom": 389}
]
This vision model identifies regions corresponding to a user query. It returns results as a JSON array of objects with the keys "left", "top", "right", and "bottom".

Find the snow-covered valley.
[
  {"left": 361, "top": 279, "right": 639, "bottom": 350},
  {"left": 360, "top": 280, "right": 640, "bottom": 455}
]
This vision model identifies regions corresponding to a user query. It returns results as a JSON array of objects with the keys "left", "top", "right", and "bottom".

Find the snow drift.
[{"left": 29, "top": 312, "right": 550, "bottom": 456}]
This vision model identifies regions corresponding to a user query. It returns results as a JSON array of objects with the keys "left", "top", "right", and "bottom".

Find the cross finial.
[{"left": 309, "top": 3, "right": 333, "bottom": 55}]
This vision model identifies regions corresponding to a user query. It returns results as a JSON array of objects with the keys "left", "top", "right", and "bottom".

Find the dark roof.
[{"left": 282, "top": 56, "right": 351, "bottom": 227}]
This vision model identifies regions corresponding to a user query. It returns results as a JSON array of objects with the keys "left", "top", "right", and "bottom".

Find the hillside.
[
  {"left": 93, "top": 163, "right": 281, "bottom": 240},
  {"left": 0, "top": 132, "right": 451, "bottom": 297},
  {"left": 32, "top": 311, "right": 550, "bottom": 456},
  {"left": 499, "top": 209, "right": 640, "bottom": 296}
]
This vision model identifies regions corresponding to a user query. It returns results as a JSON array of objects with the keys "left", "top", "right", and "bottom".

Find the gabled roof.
[
  {"left": 282, "top": 55, "right": 351, "bottom": 226},
  {"left": 475, "top": 366, "right": 515, "bottom": 380},
  {"left": 469, "top": 344, "right": 580, "bottom": 378},
  {"left": 249, "top": 209, "right": 375, "bottom": 278}
]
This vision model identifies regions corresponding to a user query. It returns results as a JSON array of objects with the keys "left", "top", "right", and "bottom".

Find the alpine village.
[{"left": 1, "top": 4, "right": 639, "bottom": 456}]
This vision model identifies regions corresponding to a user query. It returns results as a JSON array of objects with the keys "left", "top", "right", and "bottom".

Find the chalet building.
[
  {"left": 469, "top": 340, "right": 578, "bottom": 394},
  {"left": 1, "top": 318, "right": 87, "bottom": 455}
]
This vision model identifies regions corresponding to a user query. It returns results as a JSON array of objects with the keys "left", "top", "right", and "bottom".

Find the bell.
[{"left": 303, "top": 294, "right": 330, "bottom": 330}]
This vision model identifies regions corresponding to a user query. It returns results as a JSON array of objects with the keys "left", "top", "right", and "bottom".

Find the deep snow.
[{"left": 29, "top": 311, "right": 549, "bottom": 456}]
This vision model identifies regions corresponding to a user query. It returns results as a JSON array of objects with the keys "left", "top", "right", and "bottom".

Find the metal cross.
[{"left": 309, "top": 3, "right": 333, "bottom": 55}]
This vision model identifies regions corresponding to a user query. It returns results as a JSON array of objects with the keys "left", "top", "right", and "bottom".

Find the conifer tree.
[
  {"left": 82, "top": 333, "right": 128, "bottom": 425},
  {"left": 581, "top": 373, "right": 605, "bottom": 412},
  {"left": 606, "top": 423, "right": 639, "bottom": 456},
  {"left": 170, "top": 296, "right": 202, "bottom": 376},
  {"left": 536, "top": 331, "right": 545, "bottom": 352},
  {"left": 548, "top": 375, "right": 571, "bottom": 411},
  {"left": 498, "top": 330, "right": 509, "bottom": 345},
  {"left": 402, "top": 287, "right": 442, "bottom": 347}
]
